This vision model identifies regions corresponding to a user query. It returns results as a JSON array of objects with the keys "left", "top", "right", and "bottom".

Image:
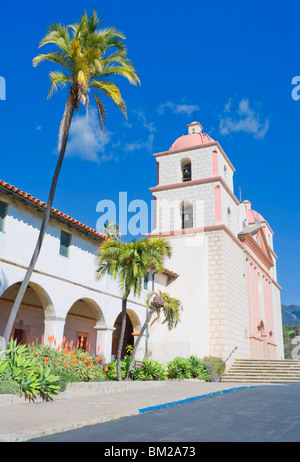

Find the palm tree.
[
  {"left": 3, "top": 9, "right": 139, "bottom": 347},
  {"left": 126, "top": 291, "right": 182, "bottom": 379},
  {"left": 102, "top": 221, "right": 121, "bottom": 241},
  {"left": 96, "top": 237, "right": 172, "bottom": 381}
]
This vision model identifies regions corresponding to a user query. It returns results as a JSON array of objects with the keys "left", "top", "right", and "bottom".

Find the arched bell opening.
[{"left": 181, "top": 158, "right": 192, "bottom": 182}]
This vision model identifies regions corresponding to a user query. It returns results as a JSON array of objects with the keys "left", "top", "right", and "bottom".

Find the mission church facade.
[{"left": 0, "top": 121, "right": 284, "bottom": 366}]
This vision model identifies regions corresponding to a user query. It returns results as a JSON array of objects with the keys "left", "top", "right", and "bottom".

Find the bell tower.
[{"left": 150, "top": 121, "right": 240, "bottom": 237}]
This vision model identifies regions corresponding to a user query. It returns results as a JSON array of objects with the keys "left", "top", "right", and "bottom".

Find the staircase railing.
[{"left": 217, "top": 346, "right": 238, "bottom": 376}]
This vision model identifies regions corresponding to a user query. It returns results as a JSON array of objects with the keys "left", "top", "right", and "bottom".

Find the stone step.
[
  {"left": 220, "top": 359, "right": 300, "bottom": 383},
  {"left": 229, "top": 367, "right": 300, "bottom": 372},
  {"left": 221, "top": 378, "right": 300, "bottom": 383}
]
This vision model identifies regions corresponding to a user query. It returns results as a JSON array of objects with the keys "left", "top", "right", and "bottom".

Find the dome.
[
  {"left": 246, "top": 209, "right": 265, "bottom": 224},
  {"left": 169, "top": 132, "right": 214, "bottom": 151},
  {"left": 169, "top": 121, "right": 214, "bottom": 151}
]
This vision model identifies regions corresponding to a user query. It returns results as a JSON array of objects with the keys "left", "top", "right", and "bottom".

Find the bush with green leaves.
[
  {"left": 0, "top": 367, "right": 21, "bottom": 394},
  {"left": 167, "top": 357, "right": 193, "bottom": 379},
  {"left": 188, "top": 355, "right": 210, "bottom": 380},
  {"left": 202, "top": 356, "right": 225, "bottom": 381},
  {"left": 134, "top": 359, "right": 168, "bottom": 381},
  {"left": 104, "top": 356, "right": 167, "bottom": 381},
  {"left": 1, "top": 339, "right": 61, "bottom": 398},
  {"left": 30, "top": 343, "right": 106, "bottom": 386}
]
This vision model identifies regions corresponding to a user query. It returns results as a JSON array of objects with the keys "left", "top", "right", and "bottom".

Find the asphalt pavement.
[{"left": 0, "top": 380, "right": 294, "bottom": 442}]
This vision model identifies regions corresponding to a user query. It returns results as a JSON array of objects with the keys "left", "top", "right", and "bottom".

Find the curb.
[{"left": 138, "top": 384, "right": 291, "bottom": 414}]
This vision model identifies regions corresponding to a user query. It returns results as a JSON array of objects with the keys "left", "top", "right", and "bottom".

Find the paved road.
[{"left": 29, "top": 384, "right": 300, "bottom": 442}]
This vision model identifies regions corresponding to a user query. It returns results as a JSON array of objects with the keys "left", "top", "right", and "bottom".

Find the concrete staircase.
[{"left": 221, "top": 359, "right": 300, "bottom": 383}]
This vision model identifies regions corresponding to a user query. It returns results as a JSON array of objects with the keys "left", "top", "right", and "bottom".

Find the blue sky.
[{"left": 0, "top": 0, "right": 299, "bottom": 304}]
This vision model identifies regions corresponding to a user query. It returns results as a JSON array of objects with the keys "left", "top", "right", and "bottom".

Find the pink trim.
[
  {"left": 212, "top": 150, "right": 218, "bottom": 176},
  {"left": 271, "top": 278, "right": 282, "bottom": 290},
  {"left": 150, "top": 176, "right": 239, "bottom": 205},
  {"left": 148, "top": 224, "right": 244, "bottom": 250},
  {"left": 239, "top": 234, "right": 273, "bottom": 269},
  {"left": 153, "top": 141, "right": 236, "bottom": 172},
  {"left": 214, "top": 185, "right": 222, "bottom": 223}
]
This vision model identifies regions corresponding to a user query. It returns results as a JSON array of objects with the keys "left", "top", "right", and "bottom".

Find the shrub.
[
  {"left": 104, "top": 355, "right": 131, "bottom": 381},
  {"left": 134, "top": 359, "right": 167, "bottom": 381},
  {"left": 188, "top": 355, "right": 210, "bottom": 380},
  {"left": 202, "top": 356, "right": 225, "bottom": 382},
  {"left": 4, "top": 339, "right": 61, "bottom": 399},
  {"left": 167, "top": 357, "right": 192, "bottom": 379},
  {"left": 0, "top": 368, "right": 21, "bottom": 394}
]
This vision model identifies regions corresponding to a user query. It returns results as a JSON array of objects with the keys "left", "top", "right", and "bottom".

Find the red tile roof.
[
  {"left": 0, "top": 179, "right": 179, "bottom": 278},
  {"left": 0, "top": 179, "right": 109, "bottom": 242}
]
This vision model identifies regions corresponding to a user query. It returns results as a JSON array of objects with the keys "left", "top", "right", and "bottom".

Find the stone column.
[
  {"left": 44, "top": 316, "right": 66, "bottom": 347},
  {"left": 94, "top": 325, "right": 115, "bottom": 363}
]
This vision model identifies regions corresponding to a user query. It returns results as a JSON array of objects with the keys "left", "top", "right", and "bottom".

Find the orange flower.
[
  {"left": 63, "top": 361, "right": 67, "bottom": 368},
  {"left": 57, "top": 345, "right": 61, "bottom": 352},
  {"left": 44, "top": 357, "right": 48, "bottom": 365},
  {"left": 36, "top": 350, "right": 39, "bottom": 356},
  {"left": 103, "top": 358, "right": 106, "bottom": 363},
  {"left": 88, "top": 361, "right": 93, "bottom": 369},
  {"left": 56, "top": 358, "right": 59, "bottom": 365},
  {"left": 97, "top": 356, "right": 100, "bottom": 363},
  {"left": 72, "top": 359, "right": 76, "bottom": 366},
  {"left": 41, "top": 335, "right": 44, "bottom": 343},
  {"left": 84, "top": 356, "right": 87, "bottom": 363},
  {"left": 104, "top": 365, "right": 108, "bottom": 372},
  {"left": 97, "top": 345, "right": 100, "bottom": 352},
  {"left": 99, "top": 355, "right": 102, "bottom": 361},
  {"left": 36, "top": 337, "right": 38, "bottom": 344}
]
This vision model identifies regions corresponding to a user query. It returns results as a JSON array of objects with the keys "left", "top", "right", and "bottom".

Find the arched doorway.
[
  {"left": 0, "top": 281, "right": 53, "bottom": 345},
  {"left": 64, "top": 298, "right": 105, "bottom": 355},
  {"left": 112, "top": 312, "right": 134, "bottom": 360}
]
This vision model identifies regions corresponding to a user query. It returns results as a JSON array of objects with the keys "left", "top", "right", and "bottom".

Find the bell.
[{"left": 183, "top": 167, "right": 190, "bottom": 177}]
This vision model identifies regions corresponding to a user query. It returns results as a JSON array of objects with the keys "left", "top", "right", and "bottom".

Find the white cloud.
[
  {"left": 124, "top": 134, "right": 154, "bottom": 153},
  {"left": 122, "top": 108, "right": 156, "bottom": 154},
  {"left": 219, "top": 98, "right": 269, "bottom": 139},
  {"left": 157, "top": 101, "right": 200, "bottom": 117},
  {"left": 66, "top": 108, "right": 112, "bottom": 162}
]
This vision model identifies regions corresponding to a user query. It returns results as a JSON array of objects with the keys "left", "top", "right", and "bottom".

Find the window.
[
  {"left": 76, "top": 332, "right": 89, "bottom": 351},
  {"left": 181, "top": 158, "right": 192, "bottom": 182},
  {"left": 144, "top": 273, "right": 149, "bottom": 290},
  {"left": 181, "top": 201, "right": 193, "bottom": 229},
  {"left": 60, "top": 230, "right": 71, "bottom": 257},
  {"left": 0, "top": 200, "right": 7, "bottom": 232},
  {"left": 227, "top": 207, "right": 232, "bottom": 229}
]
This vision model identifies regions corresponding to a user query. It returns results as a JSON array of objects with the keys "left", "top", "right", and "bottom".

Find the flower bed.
[{"left": 0, "top": 339, "right": 224, "bottom": 399}]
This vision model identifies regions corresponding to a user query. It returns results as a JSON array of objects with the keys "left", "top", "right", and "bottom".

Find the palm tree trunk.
[
  {"left": 126, "top": 307, "right": 154, "bottom": 380},
  {"left": 3, "top": 96, "right": 75, "bottom": 347},
  {"left": 116, "top": 296, "right": 128, "bottom": 381}
]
